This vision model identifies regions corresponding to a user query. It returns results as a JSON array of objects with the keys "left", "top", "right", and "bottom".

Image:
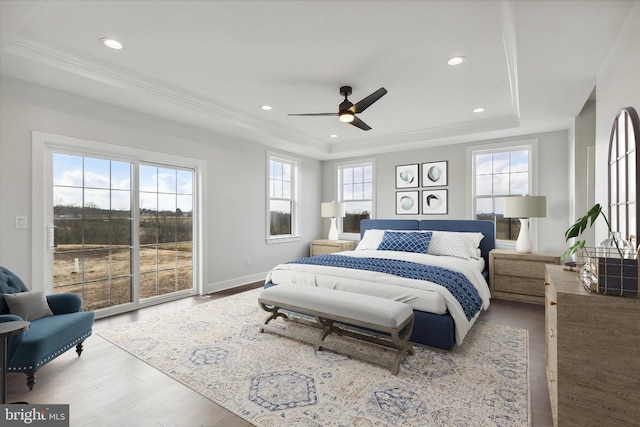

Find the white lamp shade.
[
  {"left": 503, "top": 196, "right": 546, "bottom": 218},
  {"left": 321, "top": 202, "right": 345, "bottom": 218}
]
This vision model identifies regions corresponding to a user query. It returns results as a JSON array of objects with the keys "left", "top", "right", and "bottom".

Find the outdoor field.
[{"left": 53, "top": 244, "right": 192, "bottom": 311}]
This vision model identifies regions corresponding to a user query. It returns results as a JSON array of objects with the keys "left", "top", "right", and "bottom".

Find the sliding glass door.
[{"left": 50, "top": 152, "right": 195, "bottom": 313}]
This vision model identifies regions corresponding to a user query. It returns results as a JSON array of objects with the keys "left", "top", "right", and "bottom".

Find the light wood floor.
[{"left": 6, "top": 285, "right": 553, "bottom": 427}]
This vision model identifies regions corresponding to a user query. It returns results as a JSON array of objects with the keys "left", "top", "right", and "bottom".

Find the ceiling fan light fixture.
[
  {"left": 339, "top": 111, "right": 355, "bottom": 123},
  {"left": 447, "top": 56, "right": 465, "bottom": 66},
  {"left": 100, "top": 37, "right": 123, "bottom": 50}
]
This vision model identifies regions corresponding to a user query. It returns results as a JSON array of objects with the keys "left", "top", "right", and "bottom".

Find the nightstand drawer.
[
  {"left": 494, "top": 275, "right": 545, "bottom": 297},
  {"left": 489, "top": 250, "right": 560, "bottom": 304},
  {"left": 494, "top": 259, "right": 548, "bottom": 280},
  {"left": 310, "top": 240, "right": 357, "bottom": 256},
  {"left": 312, "top": 244, "right": 343, "bottom": 255}
]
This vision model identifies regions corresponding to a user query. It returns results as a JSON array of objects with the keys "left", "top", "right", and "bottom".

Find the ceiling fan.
[{"left": 288, "top": 86, "right": 387, "bottom": 131}]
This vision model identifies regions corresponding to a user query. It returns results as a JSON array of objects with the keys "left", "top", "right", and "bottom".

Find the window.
[
  {"left": 472, "top": 144, "right": 534, "bottom": 241},
  {"left": 33, "top": 131, "right": 204, "bottom": 318},
  {"left": 53, "top": 154, "right": 135, "bottom": 310},
  {"left": 338, "top": 161, "right": 374, "bottom": 235},
  {"left": 52, "top": 154, "right": 196, "bottom": 311},
  {"left": 268, "top": 153, "right": 299, "bottom": 241},
  {"left": 139, "top": 164, "right": 194, "bottom": 299},
  {"left": 608, "top": 107, "right": 639, "bottom": 241}
]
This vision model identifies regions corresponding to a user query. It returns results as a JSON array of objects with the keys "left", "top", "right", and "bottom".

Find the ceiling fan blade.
[
  {"left": 287, "top": 113, "right": 338, "bottom": 116},
  {"left": 353, "top": 87, "right": 387, "bottom": 113},
  {"left": 350, "top": 116, "right": 372, "bottom": 131}
]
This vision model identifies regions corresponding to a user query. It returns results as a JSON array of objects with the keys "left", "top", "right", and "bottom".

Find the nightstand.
[
  {"left": 489, "top": 249, "right": 560, "bottom": 304},
  {"left": 310, "top": 239, "right": 357, "bottom": 256}
]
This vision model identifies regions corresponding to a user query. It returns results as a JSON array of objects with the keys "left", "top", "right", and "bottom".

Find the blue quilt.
[{"left": 289, "top": 254, "right": 482, "bottom": 320}]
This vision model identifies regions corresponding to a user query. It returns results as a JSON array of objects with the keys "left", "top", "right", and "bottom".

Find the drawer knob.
[
  {"left": 550, "top": 301, "right": 557, "bottom": 306},
  {"left": 544, "top": 282, "right": 551, "bottom": 286}
]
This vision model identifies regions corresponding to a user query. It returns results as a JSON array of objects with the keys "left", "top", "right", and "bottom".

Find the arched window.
[{"left": 608, "top": 107, "right": 640, "bottom": 243}]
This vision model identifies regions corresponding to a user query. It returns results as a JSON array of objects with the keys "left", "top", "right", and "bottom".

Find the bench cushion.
[{"left": 259, "top": 285, "right": 413, "bottom": 329}]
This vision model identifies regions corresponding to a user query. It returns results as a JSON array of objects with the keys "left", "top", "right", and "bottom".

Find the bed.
[{"left": 264, "top": 219, "right": 495, "bottom": 350}]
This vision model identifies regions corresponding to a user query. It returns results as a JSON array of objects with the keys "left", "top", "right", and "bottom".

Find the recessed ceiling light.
[
  {"left": 261, "top": 105, "right": 273, "bottom": 111},
  {"left": 447, "top": 56, "right": 465, "bottom": 66},
  {"left": 473, "top": 107, "right": 486, "bottom": 113},
  {"left": 330, "top": 134, "right": 338, "bottom": 138},
  {"left": 100, "top": 37, "right": 123, "bottom": 50}
]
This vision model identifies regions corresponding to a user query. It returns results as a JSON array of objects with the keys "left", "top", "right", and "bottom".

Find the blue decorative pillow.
[{"left": 377, "top": 231, "right": 432, "bottom": 254}]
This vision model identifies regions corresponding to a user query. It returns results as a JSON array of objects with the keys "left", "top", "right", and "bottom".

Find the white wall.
[
  {"left": 573, "top": 100, "right": 597, "bottom": 247},
  {"left": 322, "top": 130, "right": 570, "bottom": 253},
  {"left": 595, "top": 2, "right": 640, "bottom": 243},
  {"left": 0, "top": 76, "right": 321, "bottom": 292}
]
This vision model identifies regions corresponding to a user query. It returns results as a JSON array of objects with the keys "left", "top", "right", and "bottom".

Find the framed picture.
[
  {"left": 422, "top": 161, "right": 448, "bottom": 187},
  {"left": 396, "top": 191, "right": 419, "bottom": 215},
  {"left": 395, "top": 164, "right": 419, "bottom": 188},
  {"left": 422, "top": 189, "right": 448, "bottom": 214}
]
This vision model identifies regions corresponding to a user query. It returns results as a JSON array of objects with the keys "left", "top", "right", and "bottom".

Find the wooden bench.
[{"left": 258, "top": 285, "right": 415, "bottom": 375}]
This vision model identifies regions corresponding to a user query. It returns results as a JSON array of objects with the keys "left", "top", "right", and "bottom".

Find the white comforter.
[{"left": 265, "top": 249, "right": 491, "bottom": 344}]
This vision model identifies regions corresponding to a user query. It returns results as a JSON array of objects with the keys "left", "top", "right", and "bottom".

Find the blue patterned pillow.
[{"left": 377, "top": 231, "right": 432, "bottom": 254}]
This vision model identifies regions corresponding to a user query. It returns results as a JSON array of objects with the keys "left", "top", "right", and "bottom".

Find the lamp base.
[
  {"left": 328, "top": 217, "right": 339, "bottom": 241},
  {"left": 515, "top": 218, "right": 533, "bottom": 253}
]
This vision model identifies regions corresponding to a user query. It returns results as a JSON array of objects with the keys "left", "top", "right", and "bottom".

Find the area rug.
[{"left": 98, "top": 288, "right": 530, "bottom": 426}]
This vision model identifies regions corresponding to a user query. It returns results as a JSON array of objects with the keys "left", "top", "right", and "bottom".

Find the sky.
[{"left": 53, "top": 153, "right": 193, "bottom": 212}]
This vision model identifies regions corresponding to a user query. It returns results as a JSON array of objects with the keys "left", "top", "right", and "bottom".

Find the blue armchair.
[{"left": 0, "top": 266, "right": 94, "bottom": 390}]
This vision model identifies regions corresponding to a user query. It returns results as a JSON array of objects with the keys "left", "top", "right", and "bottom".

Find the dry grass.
[{"left": 53, "top": 244, "right": 192, "bottom": 311}]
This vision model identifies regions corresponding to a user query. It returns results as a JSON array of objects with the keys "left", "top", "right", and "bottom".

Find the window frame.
[
  {"left": 266, "top": 151, "right": 301, "bottom": 243},
  {"left": 336, "top": 159, "right": 375, "bottom": 239},
  {"left": 468, "top": 139, "right": 538, "bottom": 248},
  {"left": 608, "top": 107, "right": 639, "bottom": 241},
  {"left": 32, "top": 131, "right": 206, "bottom": 318}
]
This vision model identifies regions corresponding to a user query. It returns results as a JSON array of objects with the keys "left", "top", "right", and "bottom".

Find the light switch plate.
[{"left": 15, "top": 215, "right": 28, "bottom": 229}]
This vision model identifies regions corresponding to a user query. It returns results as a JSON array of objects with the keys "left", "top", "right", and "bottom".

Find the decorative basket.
[{"left": 576, "top": 247, "right": 639, "bottom": 297}]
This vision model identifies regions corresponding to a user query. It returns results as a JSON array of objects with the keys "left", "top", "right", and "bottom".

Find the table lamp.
[
  {"left": 503, "top": 195, "right": 546, "bottom": 253},
  {"left": 321, "top": 201, "right": 345, "bottom": 241}
]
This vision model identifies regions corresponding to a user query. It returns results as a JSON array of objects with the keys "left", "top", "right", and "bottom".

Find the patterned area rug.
[{"left": 98, "top": 289, "right": 530, "bottom": 426}]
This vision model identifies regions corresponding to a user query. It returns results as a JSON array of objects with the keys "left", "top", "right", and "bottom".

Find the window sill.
[
  {"left": 266, "top": 235, "right": 302, "bottom": 245},
  {"left": 339, "top": 233, "right": 360, "bottom": 241},
  {"left": 495, "top": 240, "right": 517, "bottom": 250}
]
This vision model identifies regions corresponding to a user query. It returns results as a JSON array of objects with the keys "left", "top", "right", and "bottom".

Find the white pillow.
[
  {"left": 355, "top": 229, "right": 385, "bottom": 250},
  {"left": 427, "top": 231, "right": 484, "bottom": 260},
  {"left": 3, "top": 290, "right": 54, "bottom": 321}
]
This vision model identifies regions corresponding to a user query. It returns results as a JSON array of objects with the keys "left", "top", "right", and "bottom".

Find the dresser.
[
  {"left": 489, "top": 249, "right": 560, "bottom": 304},
  {"left": 544, "top": 265, "right": 640, "bottom": 427},
  {"left": 310, "top": 239, "right": 357, "bottom": 256}
]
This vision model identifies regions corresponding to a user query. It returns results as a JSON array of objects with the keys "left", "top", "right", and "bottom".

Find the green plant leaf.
[{"left": 561, "top": 239, "right": 586, "bottom": 260}]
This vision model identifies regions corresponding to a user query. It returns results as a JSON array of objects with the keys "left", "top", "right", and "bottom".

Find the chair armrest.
[
  {"left": 46, "top": 293, "right": 83, "bottom": 314},
  {"left": 0, "top": 314, "right": 24, "bottom": 323},
  {"left": 1, "top": 314, "right": 26, "bottom": 358}
]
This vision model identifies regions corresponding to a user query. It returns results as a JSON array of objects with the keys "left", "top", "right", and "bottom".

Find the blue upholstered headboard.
[
  {"left": 360, "top": 219, "right": 419, "bottom": 235},
  {"left": 359, "top": 219, "right": 496, "bottom": 276}
]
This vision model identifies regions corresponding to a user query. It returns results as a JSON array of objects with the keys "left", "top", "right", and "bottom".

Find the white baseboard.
[{"left": 203, "top": 272, "right": 268, "bottom": 295}]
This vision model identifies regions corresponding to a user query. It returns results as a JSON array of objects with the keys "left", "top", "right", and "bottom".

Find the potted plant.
[
  {"left": 562, "top": 203, "right": 624, "bottom": 260},
  {"left": 564, "top": 203, "right": 638, "bottom": 297}
]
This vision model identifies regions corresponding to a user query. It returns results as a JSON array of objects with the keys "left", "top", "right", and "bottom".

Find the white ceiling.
[{"left": 0, "top": 0, "right": 634, "bottom": 160}]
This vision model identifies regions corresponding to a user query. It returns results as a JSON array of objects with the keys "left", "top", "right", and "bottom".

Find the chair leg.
[
  {"left": 26, "top": 373, "right": 36, "bottom": 391},
  {"left": 76, "top": 341, "right": 84, "bottom": 356}
]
